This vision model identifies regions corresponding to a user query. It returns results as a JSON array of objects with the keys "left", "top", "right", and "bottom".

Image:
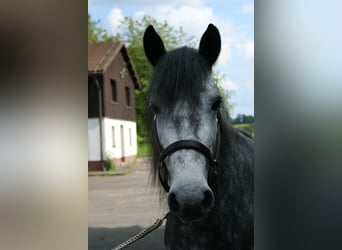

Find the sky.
[{"left": 88, "top": 0, "right": 254, "bottom": 118}]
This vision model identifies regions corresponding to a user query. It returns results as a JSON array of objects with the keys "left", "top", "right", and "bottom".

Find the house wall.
[
  {"left": 102, "top": 49, "right": 137, "bottom": 122},
  {"left": 88, "top": 118, "right": 101, "bottom": 161},
  {"left": 102, "top": 117, "right": 137, "bottom": 162},
  {"left": 88, "top": 118, "right": 137, "bottom": 167}
]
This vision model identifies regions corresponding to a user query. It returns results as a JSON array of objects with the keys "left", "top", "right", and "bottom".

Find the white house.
[{"left": 88, "top": 42, "right": 141, "bottom": 170}]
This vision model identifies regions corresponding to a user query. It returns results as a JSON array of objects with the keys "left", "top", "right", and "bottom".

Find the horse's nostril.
[
  {"left": 202, "top": 190, "right": 214, "bottom": 211},
  {"left": 168, "top": 188, "right": 214, "bottom": 221},
  {"left": 168, "top": 192, "right": 180, "bottom": 213}
]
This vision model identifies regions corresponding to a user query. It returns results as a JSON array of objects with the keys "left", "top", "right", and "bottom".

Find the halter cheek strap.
[{"left": 154, "top": 111, "right": 222, "bottom": 192}]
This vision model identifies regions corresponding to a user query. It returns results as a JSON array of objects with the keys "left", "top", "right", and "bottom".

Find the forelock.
[{"left": 147, "top": 46, "right": 211, "bottom": 114}]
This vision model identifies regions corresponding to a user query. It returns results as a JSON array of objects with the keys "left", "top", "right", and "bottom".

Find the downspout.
[{"left": 91, "top": 74, "right": 105, "bottom": 171}]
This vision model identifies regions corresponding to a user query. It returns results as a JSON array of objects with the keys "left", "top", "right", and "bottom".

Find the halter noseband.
[{"left": 153, "top": 111, "right": 222, "bottom": 192}]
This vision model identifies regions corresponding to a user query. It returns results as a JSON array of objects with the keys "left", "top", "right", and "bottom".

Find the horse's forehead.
[
  {"left": 196, "top": 83, "right": 220, "bottom": 108},
  {"left": 168, "top": 102, "right": 197, "bottom": 120},
  {"left": 169, "top": 83, "right": 217, "bottom": 112}
]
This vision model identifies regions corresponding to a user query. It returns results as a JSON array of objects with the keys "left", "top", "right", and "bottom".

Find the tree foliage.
[
  {"left": 233, "top": 114, "right": 254, "bottom": 124},
  {"left": 88, "top": 14, "right": 111, "bottom": 43},
  {"left": 212, "top": 71, "right": 235, "bottom": 116}
]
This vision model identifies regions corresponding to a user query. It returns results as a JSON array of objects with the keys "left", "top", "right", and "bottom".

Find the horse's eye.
[
  {"left": 211, "top": 99, "right": 222, "bottom": 111},
  {"left": 150, "top": 104, "right": 160, "bottom": 114}
]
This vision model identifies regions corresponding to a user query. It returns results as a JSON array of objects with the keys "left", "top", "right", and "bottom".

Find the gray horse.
[{"left": 144, "top": 24, "right": 254, "bottom": 250}]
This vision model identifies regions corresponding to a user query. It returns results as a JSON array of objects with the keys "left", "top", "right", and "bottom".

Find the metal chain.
[{"left": 111, "top": 213, "right": 169, "bottom": 250}]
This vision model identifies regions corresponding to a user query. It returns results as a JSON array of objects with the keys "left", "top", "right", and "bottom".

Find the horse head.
[{"left": 144, "top": 24, "right": 222, "bottom": 223}]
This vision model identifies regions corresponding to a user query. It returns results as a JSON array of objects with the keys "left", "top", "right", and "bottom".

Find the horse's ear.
[
  {"left": 199, "top": 24, "right": 221, "bottom": 67},
  {"left": 143, "top": 25, "right": 166, "bottom": 67}
]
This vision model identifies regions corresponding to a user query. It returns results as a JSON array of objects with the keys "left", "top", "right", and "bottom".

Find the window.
[
  {"left": 125, "top": 86, "right": 131, "bottom": 107},
  {"left": 129, "top": 128, "right": 132, "bottom": 146},
  {"left": 112, "top": 126, "right": 116, "bottom": 147},
  {"left": 111, "top": 79, "right": 117, "bottom": 102}
]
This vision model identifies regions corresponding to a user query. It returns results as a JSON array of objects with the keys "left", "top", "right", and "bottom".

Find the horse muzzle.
[{"left": 168, "top": 186, "right": 215, "bottom": 222}]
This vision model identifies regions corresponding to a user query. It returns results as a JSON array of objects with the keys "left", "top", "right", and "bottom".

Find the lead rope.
[{"left": 111, "top": 212, "right": 169, "bottom": 250}]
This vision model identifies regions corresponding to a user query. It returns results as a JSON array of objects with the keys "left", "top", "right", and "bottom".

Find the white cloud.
[
  {"left": 220, "top": 79, "right": 239, "bottom": 92},
  {"left": 236, "top": 41, "right": 254, "bottom": 59},
  {"left": 90, "top": 0, "right": 204, "bottom": 8},
  {"left": 129, "top": 4, "right": 235, "bottom": 66},
  {"left": 244, "top": 79, "right": 254, "bottom": 92},
  {"left": 104, "top": 2, "right": 252, "bottom": 76},
  {"left": 217, "top": 37, "right": 234, "bottom": 67},
  {"left": 104, "top": 3, "right": 253, "bottom": 87},
  {"left": 244, "top": 41, "right": 254, "bottom": 58},
  {"left": 134, "top": 5, "right": 216, "bottom": 38},
  {"left": 107, "top": 8, "right": 124, "bottom": 35},
  {"left": 241, "top": 3, "right": 254, "bottom": 14},
  {"left": 104, "top": 5, "right": 237, "bottom": 68}
]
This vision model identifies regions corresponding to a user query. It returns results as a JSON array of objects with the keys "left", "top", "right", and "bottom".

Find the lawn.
[{"left": 233, "top": 123, "right": 254, "bottom": 136}]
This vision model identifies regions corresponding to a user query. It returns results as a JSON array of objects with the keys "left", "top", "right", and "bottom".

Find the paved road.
[{"left": 89, "top": 158, "right": 168, "bottom": 250}]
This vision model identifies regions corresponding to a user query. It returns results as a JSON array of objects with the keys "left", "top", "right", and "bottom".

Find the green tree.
[
  {"left": 233, "top": 114, "right": 254, "bottom": 124},
  {"left": 212, "top": 71, "right": 235, "bottom": 117},
  {"left": 88, "top": 14, "right": 111, "bottom": 43},
  {"left": 243, "top": 115, "right": 254, "bottom": 123}
]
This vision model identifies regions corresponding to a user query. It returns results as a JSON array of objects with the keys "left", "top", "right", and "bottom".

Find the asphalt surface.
[{"left": 88, "top": 158, "right": 168, "bottom": 250}]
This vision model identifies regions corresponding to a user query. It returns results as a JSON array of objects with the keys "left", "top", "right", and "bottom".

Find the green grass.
[
  {"left": 137, "top": 135, "right": 152, "bottom": 157},
  {"left": 233, "top": 123, "right": 254, "bottom": 136},
  {"left": 88, "top": 169, "right": 133, "bottom": 176},
  {"left": 137, "top": 142, "right": 151, "bottom": 157}
]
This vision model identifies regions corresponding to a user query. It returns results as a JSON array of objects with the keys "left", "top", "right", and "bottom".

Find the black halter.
[{"left": 153, "top": 111, "right": 222, "bottom": 192}]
